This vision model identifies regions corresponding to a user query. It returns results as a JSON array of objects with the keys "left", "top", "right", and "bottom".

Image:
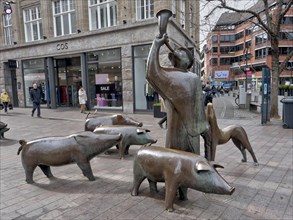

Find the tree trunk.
[{"left": 270, "top": 38, "right": 280, "bottom": 119}]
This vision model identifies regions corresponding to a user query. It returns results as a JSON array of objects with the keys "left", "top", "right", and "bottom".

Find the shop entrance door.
[{"left": 55, "top": 57, "right": 81, "bottom": 107}]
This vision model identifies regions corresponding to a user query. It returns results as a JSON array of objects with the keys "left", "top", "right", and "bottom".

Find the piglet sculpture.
[
  {"left": 93, "top": 126, "right": 157, "bottom": 159},
  {"left": 131, "top": 146, "right": 235, "bottom": 212},
  {"left": 85, "top": 114, "right": 143, "bottom": 131},
  {"left": 17, "top": 132, "right": 122, "bottom": 184},
  {"left": 0, "top": 121, "right": 9, "bottom": 139}
]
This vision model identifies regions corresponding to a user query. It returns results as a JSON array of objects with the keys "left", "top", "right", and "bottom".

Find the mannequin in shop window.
[{"left": 144, "top": 81, "right": 154, "bottom": 110}]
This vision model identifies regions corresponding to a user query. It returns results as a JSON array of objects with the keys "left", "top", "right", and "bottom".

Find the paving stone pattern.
[{"left": 0, "top": 95, "right": 292, "bottom": 220}]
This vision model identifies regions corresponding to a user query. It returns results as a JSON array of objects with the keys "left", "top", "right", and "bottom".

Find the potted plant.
[{"left": 153, "top": 102, "right": 166, "bottom": 118}]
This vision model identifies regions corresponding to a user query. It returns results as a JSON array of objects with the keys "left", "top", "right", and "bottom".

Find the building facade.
[
  {"left": 204, "top": 1, "right": 293, "bottom": 92},
  {"left": 0, "top": 0, "right": 200, "bottom": 113}
]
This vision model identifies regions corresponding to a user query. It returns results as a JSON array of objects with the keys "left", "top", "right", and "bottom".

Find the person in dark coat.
[{"left": 30, "top": 83, "right": 42, "bottom": 117}]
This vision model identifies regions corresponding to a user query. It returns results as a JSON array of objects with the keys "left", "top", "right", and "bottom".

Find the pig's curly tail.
[{"left": 17, "top": 140, "right": 27, "bottom": 155}]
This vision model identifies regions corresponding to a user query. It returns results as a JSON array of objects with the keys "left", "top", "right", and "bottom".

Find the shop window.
[
  {"left": 136, "top": 0, "right": 154, "bottom": 20},
  {"left": 23, "top": 6, "right": 43, "bottom": 42},
  {"left": 3, "top": 14, "right": 13, "bottom": 45},
  {"left": 133, "top": 44, "right": 153, "bottom": 111},
  {"left": 89, "top": 0, "right": 117, "bottom": 30},
  {"left": 23, "top": 59, "right": 47, "bottom": 107},
  {"left": 53, "top": 0, "right": 76, "bottom": 36},
  {"left": 88, "top": 48, "right": 122, "bottom": 110}
]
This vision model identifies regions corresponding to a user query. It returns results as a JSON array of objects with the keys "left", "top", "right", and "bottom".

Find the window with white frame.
[
  {"left": 53, "top": 0, "right": 76, "bottom": 36},
  {"left": 89, "top": 0, "right": 117, "bottom": 30},
  {"left": 23, "top": 6, "right": 43, "bottom": 42},
  {"left": 172, "top": 0, "right": 176, "bottom": 17},
  {"left": 180, "top": 0, "right": 186, "bottom": 29},
  {"left": 136, "top": 0, "right": 154, "bottom": 20},
  {"left": 3, "top": 14, "right": 13, "bottom": 45}
]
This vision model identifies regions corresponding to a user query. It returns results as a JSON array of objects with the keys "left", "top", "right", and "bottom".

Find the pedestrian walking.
[
  {"left": 30, "top": 83, "right": 42, "bottom": 117},
  {"left": 78, "top": 85, "right": 87, "bottom": 113},
  {"left": 158, "top": 96, "right": 167, "bottom": 128},
  {"left": 0, "top": 89, "right": 11, "bottom": 113}
]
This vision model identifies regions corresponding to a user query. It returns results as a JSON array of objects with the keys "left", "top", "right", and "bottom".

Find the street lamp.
[
  {"left": 245, "top": 46, "right": 248, "bottom": 92},
  {"left": 3, "top": 1, "right": 14, "bottom": 15}
]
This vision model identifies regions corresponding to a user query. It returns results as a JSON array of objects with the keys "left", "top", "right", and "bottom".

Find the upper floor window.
[
  {"left": 245, "top": 41, "right": 251, "bottom": 49},
  {"left": 245, "top": 28, "right": 252, "bottom": 36},
  {"left": 89, "top": 0, "right": 117, "bottom": 30},
  {"left": 53, "top": 0, "right": 76, "bottom": 37},
  {"left": 3, "top": 14, "right": 13, "bottom": 45},
  {"left": 220, "top": 34, "right": 235, "bottom": 43},
  {"left": 180, "top": 0, "right": 186, "bottom": 29},
  {"left": 23, "top": 6, "right": 43, "bottom": 42},
  {"left": 136, "top": 0, "right": 154, "bottom": 20},
  {"left": 255, "top": 48, "right": 271, "bottom": 59},
  {"left": 212, "top": 35, "right": 218, "bottom": 43},
  {"left": 235, "top": 31, "right": 243, "bottom": 40},
  {"left": 172, "top": 0, "right": 176, "bottom": 17},
  {"left": 220, "top": 46, "right": 235, "bottom": 54},
  {"left": 211, "top": 58, "right": 217, "bottom": 66},
  {"left": 255, "top": 33, "right": 269, "bottom": 45},
  {"left": 279, "top": 32, "right": 293, "bottom": 40},
  {"left": 279, "top": 47, "right": 293, "bottom": 55},
  {"left": 282, "top": 16, "right": 293, "bottom": 25},
  {"left": 212, "top": 47, "right": 218, "bottom": 53}
]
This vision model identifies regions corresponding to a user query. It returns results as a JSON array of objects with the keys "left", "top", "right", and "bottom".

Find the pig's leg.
[
  {"left": 232, "top": 138, "right": 247, "bottom": 162},
  {"left": 178, "top": 186, "right": 188, "bottom": 200},
  {"left": 131, "top": 162, "right": 146, "bottom": 196},
  {"left": 76, "top": 161, "right": 95, "bottom": 181},
  {"left": 201, "top": 130, "right": 212, "bottom": 161},
  {"left": 119, "top": 142, "right": 125, "bottom": 159},
  {"left": 38, "top": 165, "right": 53, "bottom": 178},
  {"left": 240, "top": 138, "right": 259, "bottom": 165},
  {"left": 24, "top": 165, "right": 37, "bottom": 184},
  {"left": 124, "top": 145, "right": 130, "bottom": 155},
  {"left": 210, "top": 142, "right": 217, "bottom": 161},
  {"left": 147, "top": 179, "right": 158, "bottom": 193},
  {"left": 164, "top": 179, "right": 178, "bottom": 212}
]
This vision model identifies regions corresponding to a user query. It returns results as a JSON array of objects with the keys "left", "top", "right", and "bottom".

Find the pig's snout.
[{"left": 138, "top": 122, "right": 143, "bottom": 127}]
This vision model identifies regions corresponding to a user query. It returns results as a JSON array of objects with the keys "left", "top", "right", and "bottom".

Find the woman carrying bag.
[{"left": 0, "top": 89, "right": 11, "bottom": 113}]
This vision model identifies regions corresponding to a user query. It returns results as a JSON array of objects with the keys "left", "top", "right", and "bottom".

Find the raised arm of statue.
[{"left": 146, "top": 34, "right": 169, "bottom": 84}]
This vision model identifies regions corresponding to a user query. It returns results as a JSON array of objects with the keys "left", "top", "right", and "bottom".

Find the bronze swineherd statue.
[{"left": 146, "top": 9, "right": 208, "bottom": 154}]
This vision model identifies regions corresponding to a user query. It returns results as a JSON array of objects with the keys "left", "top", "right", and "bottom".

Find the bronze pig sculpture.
[
  {"left": 93, "top": 126, "right": 157, "bottom": 159},
  {"left": 206, "top": 103, "right": 258, "bottom": 165},
  {"left": 0, "top": 121, "right": 9, "bottom": 139},
  {"left": 131, "top": 146, "right": 235, "bottom": 212},
  {"left": 85, "top": 114, "right": 143, "bottom": 132},
  {"left": 17, "top": 132, "right": 122, "bottom": 184}
]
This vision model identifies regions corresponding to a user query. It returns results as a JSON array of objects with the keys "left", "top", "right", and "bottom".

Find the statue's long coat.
[{"left": 146, "top": 38, "right": 208, "bottom": 154}]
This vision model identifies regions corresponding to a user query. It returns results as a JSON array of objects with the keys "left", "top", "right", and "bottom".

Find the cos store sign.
[{"left": 56, "top": 43, "right": 68, "bottom": 50}]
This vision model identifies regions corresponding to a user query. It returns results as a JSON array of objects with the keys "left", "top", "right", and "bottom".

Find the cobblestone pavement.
[{"left": 0, "top": 97, "right": 292, "bottom": 220}]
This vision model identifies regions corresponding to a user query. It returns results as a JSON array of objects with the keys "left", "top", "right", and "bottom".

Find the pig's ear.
[
  {"left": 136, "top": 129, "right": 145, "bottom": 134},
  {"left": 209, "top": 161, "right": 224, "bottom": 169},
  {"left": 196, "top": 161, "right": 212, "bottom": 173}
]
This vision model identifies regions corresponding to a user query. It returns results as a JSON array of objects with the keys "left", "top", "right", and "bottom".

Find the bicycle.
[{"left": 234, "top": 94, "right": 239, "bottom": 106}]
